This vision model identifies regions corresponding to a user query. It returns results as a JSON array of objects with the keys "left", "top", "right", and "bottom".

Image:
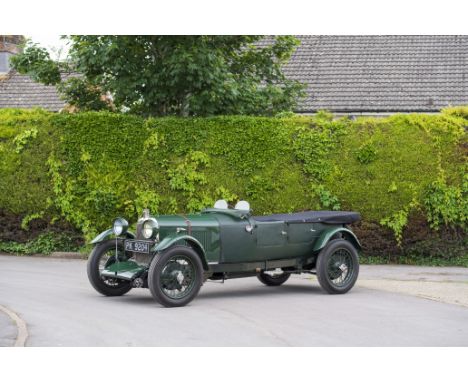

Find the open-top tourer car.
[{"left": 87, "top": 200, "right": 361, "bottom": 307}]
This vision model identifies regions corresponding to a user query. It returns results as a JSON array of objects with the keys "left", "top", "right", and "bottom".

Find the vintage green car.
[{"left": 87, "top": 200, "right": 361, "bottom": 307}]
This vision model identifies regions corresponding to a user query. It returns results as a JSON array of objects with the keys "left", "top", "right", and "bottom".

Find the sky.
[{"left": 26, "top": 34, "right": 69, "bottom": 59}]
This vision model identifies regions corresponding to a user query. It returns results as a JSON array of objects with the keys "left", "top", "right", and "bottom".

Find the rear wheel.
[
  {"left": 316, "top": 239, "right": 359, "bottom": 294},
  {"left": 148, "top": 246, "right": 203, "bottom": 307},
  {"left": 87, "top": 240, "right": 133, "bottom": 297},
  {"left": 257, "top": 269, "right": 291, "bottom": 286}
]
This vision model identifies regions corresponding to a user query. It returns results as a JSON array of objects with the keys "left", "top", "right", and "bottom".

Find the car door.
[
  {"left": 218, "top": 217, "right": 257, "bottom": 263},
  {"left": 253, "top": 221, "right": 288, "bottom": 260}
]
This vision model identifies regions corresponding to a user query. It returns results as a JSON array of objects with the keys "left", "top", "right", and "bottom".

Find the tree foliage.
[
  {"left": 11, "top": 35, "right": 305, "bottom": 116},
  {"left": 10, "top": 43, "right": 61, "bottom": 85}
]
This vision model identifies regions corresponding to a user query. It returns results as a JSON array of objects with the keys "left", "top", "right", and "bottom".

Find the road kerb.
[
  {"left": 0, "top": 252, "right": 86, "bottom": 260},
  {"left": 0, "top": 304, "right": 28, "bottom": 347}
]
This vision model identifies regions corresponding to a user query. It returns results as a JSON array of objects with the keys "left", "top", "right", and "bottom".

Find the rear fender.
[
  {"left": 313, "top": 227, "right": 361, "bottom": 252},
  {"left": 153, "top": 234, "right": 209, "bottom": 270},
  {"left": 90, "top": 229, "right": 136, "bottom": 245}
]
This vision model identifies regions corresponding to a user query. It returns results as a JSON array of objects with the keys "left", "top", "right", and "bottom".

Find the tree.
[{"left": 11, "top": 35, "right": 305, "bottom": 116}]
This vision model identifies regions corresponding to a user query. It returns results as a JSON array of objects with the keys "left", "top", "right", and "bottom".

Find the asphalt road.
[{"left": 1, "top": 255, "right": 468, "bottom": 346}]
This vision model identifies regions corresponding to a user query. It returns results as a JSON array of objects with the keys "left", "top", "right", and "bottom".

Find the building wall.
[{"left": 0, "top": 35, "right": 24, "bottom": 74}]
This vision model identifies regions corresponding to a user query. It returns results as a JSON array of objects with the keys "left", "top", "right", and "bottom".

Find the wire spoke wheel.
[
  {"left": 327, "top": 248, "right": 354, "bottom": 287},
  {"left": 87, "top": 240, "right": 133, "bottom": 297},
  {"left": 159, "top": 255, "right": 197, "bottom": 300},
  {"left": 257, "top": 267, "right": 291, "bottom": 286},
  {"left": 148, "top": 245, "right": 203, "bottom": 307},
  {"left": 316, "top": 239, "right": 359, "bottom": 294},
  {"left": 98, "top": 248, "right": 129, "bottom": 287},
  {"left": 264, "top": 268, "right": 285, "bottom": 278}
]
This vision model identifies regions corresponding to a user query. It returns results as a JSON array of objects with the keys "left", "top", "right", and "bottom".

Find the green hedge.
[{"left": 0, "top": 108, "right": 466, "bottom": 262}]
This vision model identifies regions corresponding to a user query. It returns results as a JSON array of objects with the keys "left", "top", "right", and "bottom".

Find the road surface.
[{"left": 0, "top": 255, "right": 467, "bottom": 346}]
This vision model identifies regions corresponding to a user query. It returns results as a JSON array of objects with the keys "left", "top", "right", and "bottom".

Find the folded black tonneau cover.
[{"left": 253, "top": 211, "right": 360, "bottom": 225}]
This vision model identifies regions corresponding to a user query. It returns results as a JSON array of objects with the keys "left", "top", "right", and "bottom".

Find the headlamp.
[
  {"left": 113, "top": 217, "right": 129, "bottom": 236},
  {"left": 142, "top": 218, "right": 159, "bottom": 239}
]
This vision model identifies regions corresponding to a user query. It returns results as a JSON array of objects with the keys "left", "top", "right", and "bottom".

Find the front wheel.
[
  {"left": 87, "top": 240, "right": 133, "bottom": 297},
  {"left": 148, "top": 245, "right": 203, "bottom": 307},
  {"left": 316, "top": 239, "right": 359, "bottom": 294}
]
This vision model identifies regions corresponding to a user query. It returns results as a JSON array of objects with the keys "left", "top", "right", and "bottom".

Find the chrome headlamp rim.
[
  {"left": 142, "top": 218, "right": 159, "bottom": 239},
  {"left": 113, "top": 217, "right": 129, "bottom": 236}
]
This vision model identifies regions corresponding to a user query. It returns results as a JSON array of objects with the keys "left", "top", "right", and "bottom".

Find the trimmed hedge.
[{"left": 0, "top": 108, "right": 466, "bottom": 262}]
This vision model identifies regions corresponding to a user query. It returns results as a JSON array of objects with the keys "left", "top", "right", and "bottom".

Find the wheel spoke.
[
  {"left": 98, "top": 248, "right": 130, "bottom": 288},
  {"left": 159, "top": 255, "right": 197, "bottom": 300},
  {"left": 327, "top": 248, "right": 354, "bottom": 287}
]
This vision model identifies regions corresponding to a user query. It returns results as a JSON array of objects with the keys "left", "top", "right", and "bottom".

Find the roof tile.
[
  {"left": 286, "top": 35, "right": 468, "bottom": 112},
  {"left": 0, "top": 71, "right": 67, "bottom": 111}
]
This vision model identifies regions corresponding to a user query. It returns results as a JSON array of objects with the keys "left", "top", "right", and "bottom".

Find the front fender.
[
  {"left": 90, "top": 229, "right": 136, "bottom": 245},
  {"left": 153, "top": 234, "right": 209, "bottom": 270},
  {"left": 313, "top": 227, "right": 361, "bottom": 252}
]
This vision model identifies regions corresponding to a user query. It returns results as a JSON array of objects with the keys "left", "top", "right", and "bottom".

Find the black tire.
[
  {"left": 257, "top": 270, "right": 291, "bottom": 286},
  {"left": 148, "top": 245, "right": 203, "bottom": 308},
  {"left": 316, "top": 239, "right": 359, "bottom": 294},
  {"left": 87, "top": 240, "right": 133, "bottom": 297}
]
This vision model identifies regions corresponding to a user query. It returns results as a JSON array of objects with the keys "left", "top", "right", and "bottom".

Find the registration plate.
[{"left": 124, "top": 240, "right": 151, "bottom": 254}]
